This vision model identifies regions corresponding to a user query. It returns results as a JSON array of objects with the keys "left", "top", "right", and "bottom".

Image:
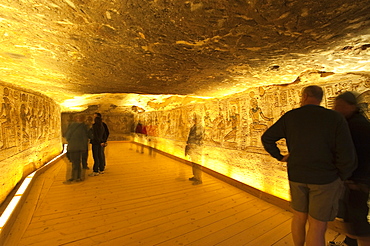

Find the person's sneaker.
[
  {"left": 75, "top": 179, "right": 83, "bottom": 182},
  {"left": 343, "top": 236, "right": 358, "bottom": 246},
  {"left": 192, "top": 180, "right": 203, "bottom": 185},
  {"left": 89, "top": 172, "right": 99, "bottom": 176},
  {"left": 63, "top": 179, "right": 74, "bottom": 184},
  {"left": 327, "top": 241, "right": 348, "bottom": 246},
  {"left": 189, "top": 177, "right": 196, "bottom": 181},
  {"left": 99, "top": 171, "right": 105, "bottom": 174}
]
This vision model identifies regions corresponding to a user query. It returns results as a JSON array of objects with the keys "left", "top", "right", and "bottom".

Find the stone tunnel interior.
[{"left": 0, "top": 0, "right": 370, "bottom": 207}]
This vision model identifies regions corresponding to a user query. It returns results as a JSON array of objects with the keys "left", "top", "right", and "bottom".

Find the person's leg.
[
  {"left": 94, "top": 144, "right": 105, "bottom": 172},
  {"left": 81, "top": 150, "right": 88, "bottom": 169},
  {"left": 193, "top": 164, "right": 202, "bottom": 181},
  {"left": 69, "top": 152, "right": 79, "bottom": 180},
  {"left": 291, "top": 210, "right": 307, "bottom": 246},
  {"left": 66, "top": 151, "right": 71, "bottom": 162},
  {"left": 191, "top": 163, "right": 202, "bottom": 185},
  {"left": 289, "top": 181, "right": 310, "bottom": 246},
  {"left": 136, "top": 135, "right": 140, "bottom": 152},
  {"left": 307, "top": 178, "right": 343, "bottom": 246},
  {"left": 98, "top": 145, "right": 105, "bottom": 172},
  {"left": 358, "top": 237, "right": 370, "bottom": 246},
  {"left": 75, "top": 151, "right": 82, "bottom": 180},
  {"left": 148, "top": 138, "right": 153, "bottom": 155},
  {"left": 101, "top": 145, "right": 106, "bottom": 167},
  {"left": 344, "top": 236, "right": 359, "bottom": 246},
  {"left": 306, "top": 215, "right": 327, "bottom": 246},
  {"left": 91, "top": 144, "right": 99, "bottom": 173}
]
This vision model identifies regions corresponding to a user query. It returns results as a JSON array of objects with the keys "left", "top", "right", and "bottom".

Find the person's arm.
[
  {"left": 64, "top": 124, "right": 74, "bottom": 142},
  {"left": 261, "top": 117, "right": 285, "bottom": 161},
  {"left": 103, "top": 122, "right": 109, "bottom": 140},
  {"left": 185, "top": 126, "right": 195, "bottom": 155},
  {"left": 334, "top": 116, "right": 357, "bottom": 180},
  {"left": 100, "top": 126, "right": 107, "bottom": 146}
]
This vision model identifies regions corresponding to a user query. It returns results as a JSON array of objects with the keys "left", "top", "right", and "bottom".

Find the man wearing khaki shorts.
[
  {"left": 290, "top": 178, "right": 343, "bottom": 221},
  {"left": 262, "top": 85, "right": 357, "bottom": 246}
]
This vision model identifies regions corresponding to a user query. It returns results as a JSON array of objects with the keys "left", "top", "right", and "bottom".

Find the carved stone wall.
[
  {"left": 61, "top": 110, "right": 134, "bottom": 141},
  {"left": 135, "top": 77, "right": 370, "bottom": 200},
  {"left": 0, "top": 81, "right": 62, "bottom": 205}
]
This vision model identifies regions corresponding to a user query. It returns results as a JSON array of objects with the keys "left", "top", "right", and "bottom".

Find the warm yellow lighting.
[
  {"left": 67, "top": 106, "right": 87, "bottom": 111},
  {"left": 60, "top": 93, "right": 213, "bottom": 112},
  {"left": 0, "top": 145, "right": 67, "bottom": 233},
  {"left": 15, "top": 177, "right": 33, "bottom": 196},
  {"left": 0, "top": 196, "right": 21, "bottom": 229},
  {"left": 60, "top": 96, "right": 90, "bottom": 111}
]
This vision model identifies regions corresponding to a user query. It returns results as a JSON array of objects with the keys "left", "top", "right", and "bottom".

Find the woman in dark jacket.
[{"left": 89, "top": 116, "right": 106, "bottom": 176}]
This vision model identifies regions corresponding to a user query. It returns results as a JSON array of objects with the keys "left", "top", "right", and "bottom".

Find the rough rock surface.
[{"left": 0, "top": 0, "right": 369, "bottom": 111}]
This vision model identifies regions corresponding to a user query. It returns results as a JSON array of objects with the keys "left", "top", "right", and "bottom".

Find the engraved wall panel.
[
  {"left": 135, "top": 80, "right": 370, "bottom": 200},
  {"left": 0, "top": 82, "right": 62, "bottom": 205},
  {"left": 61, "top": 111, "right": 134, "bottom": 141}
]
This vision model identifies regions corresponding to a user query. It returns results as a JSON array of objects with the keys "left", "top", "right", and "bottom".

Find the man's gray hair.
[{"left": 303, "top": 85, "right": 323, "bottom": 102}]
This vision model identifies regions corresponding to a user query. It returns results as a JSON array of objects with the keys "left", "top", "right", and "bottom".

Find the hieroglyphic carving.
[
  {"left": 224, "top": 100, "right": 240, "bottom": 144},
  {"left": 130, "top": 80, "right": 370, "bottom": 201},
  {"left": 359, "top": 90, "right": 370, "bottom": 120},
  {"left": 61, "top": 112, "right": 134, "bottom": 141},
  {"left": 212, "top": 106, "right": 226, "bottom": 145},
  {"left": 0, "top": 85, "right": 60, "bottom": 161},
  {"left": 134, "top": 80, "right": 370, "bottom": 154},
  {"left": 104, "top": 114, "right": 132, "bottom": 134},
  {"left": 0, "top": 87, "right": 16, "bottom": 149},
  {"left": 176, "top": 109, "right": 189, "bottom": 141},
  {"left": 248, "top": 90, "right": 273, "bottom": 147}
]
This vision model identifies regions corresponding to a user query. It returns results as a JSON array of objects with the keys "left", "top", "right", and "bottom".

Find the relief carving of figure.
[
  {"left": 211, "top": 109, "right": 225, "bottom": 145},
  {"left": 20, "top": 103, "right": 30, "bottom": 144},
  {"left": 0, "top": 88, "right": 16, "bottom": 149},
  {"left": 37, "top": 101, "right": 46, "bottom": 140},
  {"left": 249, "top": 97, "right": 273, "bottom": 147},
  {"left": 164, "top": 113, "right": 172, "bottom": 137},
  {"left": 224, "top": 105, "right": 240, "bottom": 143},
  {"left": 178, "top": 110, "right": 189, "bottom": 141},
  {"left": 358, "top": 90, "right": 370, "bottom": 120},
  {"left": 280, "top": 91, "right": 287, "bottom": 107},
  {"left": 203, "top": 110, "right": 212, "bottom": 141}
]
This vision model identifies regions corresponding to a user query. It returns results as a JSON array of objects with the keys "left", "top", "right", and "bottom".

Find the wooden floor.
[{"left": 4, "top": 142, "right": 343, "bottom": 246}]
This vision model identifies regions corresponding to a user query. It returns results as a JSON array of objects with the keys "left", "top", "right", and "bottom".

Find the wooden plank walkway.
[{"left": 4, "top": 142, "right": 343, "bottom": 245}]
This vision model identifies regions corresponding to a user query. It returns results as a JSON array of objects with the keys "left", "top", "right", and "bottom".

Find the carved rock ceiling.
[{"left": 1, "top": 0, "right": 370, "bottom": 111}]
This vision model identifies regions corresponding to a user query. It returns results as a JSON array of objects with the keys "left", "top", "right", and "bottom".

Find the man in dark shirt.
[{"left": 261, "top": 85, "right": 356, "bottom": 246}]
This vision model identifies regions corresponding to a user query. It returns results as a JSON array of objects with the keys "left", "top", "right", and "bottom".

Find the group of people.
[
  {"left": 262, "top": 86, "right": 370, "bottom": 246},
  {"left": 63, "top": 86, "right": 369, "bottom": 245},
  {"left": 64, "top": 112, "right": 110, "bottom": 183}
]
